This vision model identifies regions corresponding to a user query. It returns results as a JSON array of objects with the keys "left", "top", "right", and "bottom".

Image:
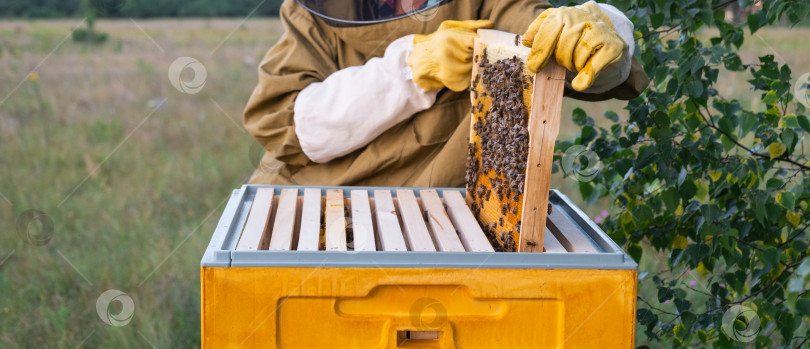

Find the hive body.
[{"left": 200, "top": 185, "right": 638, "bottom": 348}]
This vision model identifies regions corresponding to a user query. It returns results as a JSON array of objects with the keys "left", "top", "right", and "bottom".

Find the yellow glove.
[
  {"left": 408, "top": 20, "right": 493, "bottom": 92},
  {"left": 522, "top": 2, "right": 626, "bottom": 91}
]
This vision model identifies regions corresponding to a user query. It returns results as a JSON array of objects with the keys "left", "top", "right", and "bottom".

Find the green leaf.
[
  {"left": 755, "top": 192, "right": 768, "bottom": 223},
  {"left": 652, "top": 110, "right": 670, "bottom": 128},
  {"left": 636, "top": 145, "right": 657, "bottom": 169},
  {"left": 637, "top": 308, "right": 657, "bottom": 325},
  {"left": 796, "top": 299, "right": 810, "bottom": 318},
  {"left": 680, "top": 180, "right": 697, "bottom": 201},
  {"left": 798, "top": 114, "right": 810, "bottom": 132},
  {"left": 766, "top": 202, "right": 783, "bottom": 219},
  {"left": 739, "top": 112, "right": 758, "bottom": 137},
  {"left": 723, "top": 53, "right": 743, "bottom": 71},
  {"left": 766, "top": 178, "right": 784, "bottom": 189},
  {"left": 781, "top": 129, "right": 796, "bottom": 149},
  {"left": 578, "top": 181, "right": 594, "bottom": 202},
  {"left": 781, "top": 115, "right": 800, "bottom": 129},
  {"left": 777, "top": 191, "right": 796, "bottom": 210},
  {"left": 761, "top": 246, "right": 780, "bottom": 268},
  {"left": 762, "top": 90, "right": 778, "bottom": 105},
  {"left": 685, "top": 244, "right": 711, "bottom": 266},
  {"left": 674, "top": 298, "right": 691, "bottom": 313},
  {"left": 719, "top": 134, "right": 735, "bottom": 152},
  {"left": 633, "top": 205, "right": 654, "bottom": 228},
  {"left": 580, "top": 126, "right": 597, "bottom": 144},
  {"left": 777, "top": 312, "right": 797, "bottom": 340},
  {"left": 681, "top": 311, "right": 697, "bottom": 330},
  {"left": 747, "top": 13, "right": 760, "bottom": 33},
  {"left": 650, "top": 13, "right": 664, "bottom": 28},
  {"left": 662, "top": 188, "right": 680, "bottom": 212},
  {"left": 572, "top": 108, "right": 587, "bottom": 126},
  {"left": 700, "top": 204, "right": 721, "bottom": 222},
  {"left": 718, "top": 117, "right": 735, "bottom": 136},
  {"left": 686, "top": 80, "right": 704, "bottom": 98},
  {"left": 768, "top": 142, "right": 787, "bottom": 159},
  {"left": 658, "top": 286, "right": 674, "bottom": 303},
  {"left": 685, "top": 113, "right": 702, "bottom": 131}
]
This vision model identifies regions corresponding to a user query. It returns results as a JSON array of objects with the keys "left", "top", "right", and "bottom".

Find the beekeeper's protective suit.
[{"left": 244, "top": 0, "right": 649, "bottom": 186}]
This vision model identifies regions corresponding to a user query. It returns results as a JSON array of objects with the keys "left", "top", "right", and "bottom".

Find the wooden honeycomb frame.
[{"left": 467, "top": 29, "right": 566, "bottom": 252}]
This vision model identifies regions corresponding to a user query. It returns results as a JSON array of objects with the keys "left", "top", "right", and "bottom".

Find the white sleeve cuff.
[
  {"left": 294, "top": 35, "right": 438, "bottom": 163},
  {"left": 568, "top": 1, "right": 635, "bottom": 94}
]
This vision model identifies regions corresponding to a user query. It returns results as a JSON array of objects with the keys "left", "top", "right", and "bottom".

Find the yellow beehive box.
[{"left": 201, "top": 185, "right": 637, "bottom": 348}]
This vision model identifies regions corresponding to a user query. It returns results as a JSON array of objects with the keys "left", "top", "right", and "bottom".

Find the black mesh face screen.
[{"left": 295, "top": 0, "right": 452, "bottom": 27}]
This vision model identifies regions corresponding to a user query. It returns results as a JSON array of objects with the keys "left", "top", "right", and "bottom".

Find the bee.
[
  {"left": 548, "top": 203, "right": 552, "bottom": 215},
  {"left": 514, "top": 34, "right": 520, "bottom": 46},
  {"left": 526, "top": 240, "right": 537, "bottom": 247}
]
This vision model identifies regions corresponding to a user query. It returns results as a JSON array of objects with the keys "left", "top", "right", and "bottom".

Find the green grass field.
[{"left": 1, "top": 18, "right": 808, "bottom": 347}]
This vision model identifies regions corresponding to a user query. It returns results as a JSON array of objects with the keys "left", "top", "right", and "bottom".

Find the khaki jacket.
[{"left": 244, "top": 0, "right": 649, "bottom": 187}]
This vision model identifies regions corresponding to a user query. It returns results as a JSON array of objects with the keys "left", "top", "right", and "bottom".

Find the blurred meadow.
[
  {"left": 0, "top": 18, "right": 809, "bottom": 347},
  {"left": 0, "top": 18, "right": 280, "bottom": 348}
]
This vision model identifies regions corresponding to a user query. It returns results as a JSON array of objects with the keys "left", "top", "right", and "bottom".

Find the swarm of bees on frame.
[{"left": 466, "top": 44, "right": 532, "bottom": 252}]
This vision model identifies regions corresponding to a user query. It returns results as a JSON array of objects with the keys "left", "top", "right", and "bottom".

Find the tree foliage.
[
  {"left": 551, "top": 0, "right": 810, "bottom": 347},
  {"left": 0, "top": 0, "right": 284, "bottom": 18}
]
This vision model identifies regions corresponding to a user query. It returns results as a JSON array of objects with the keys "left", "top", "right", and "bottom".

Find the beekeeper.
[{"left": 244, "top": 0, "right": 649, "bottom": 186}]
